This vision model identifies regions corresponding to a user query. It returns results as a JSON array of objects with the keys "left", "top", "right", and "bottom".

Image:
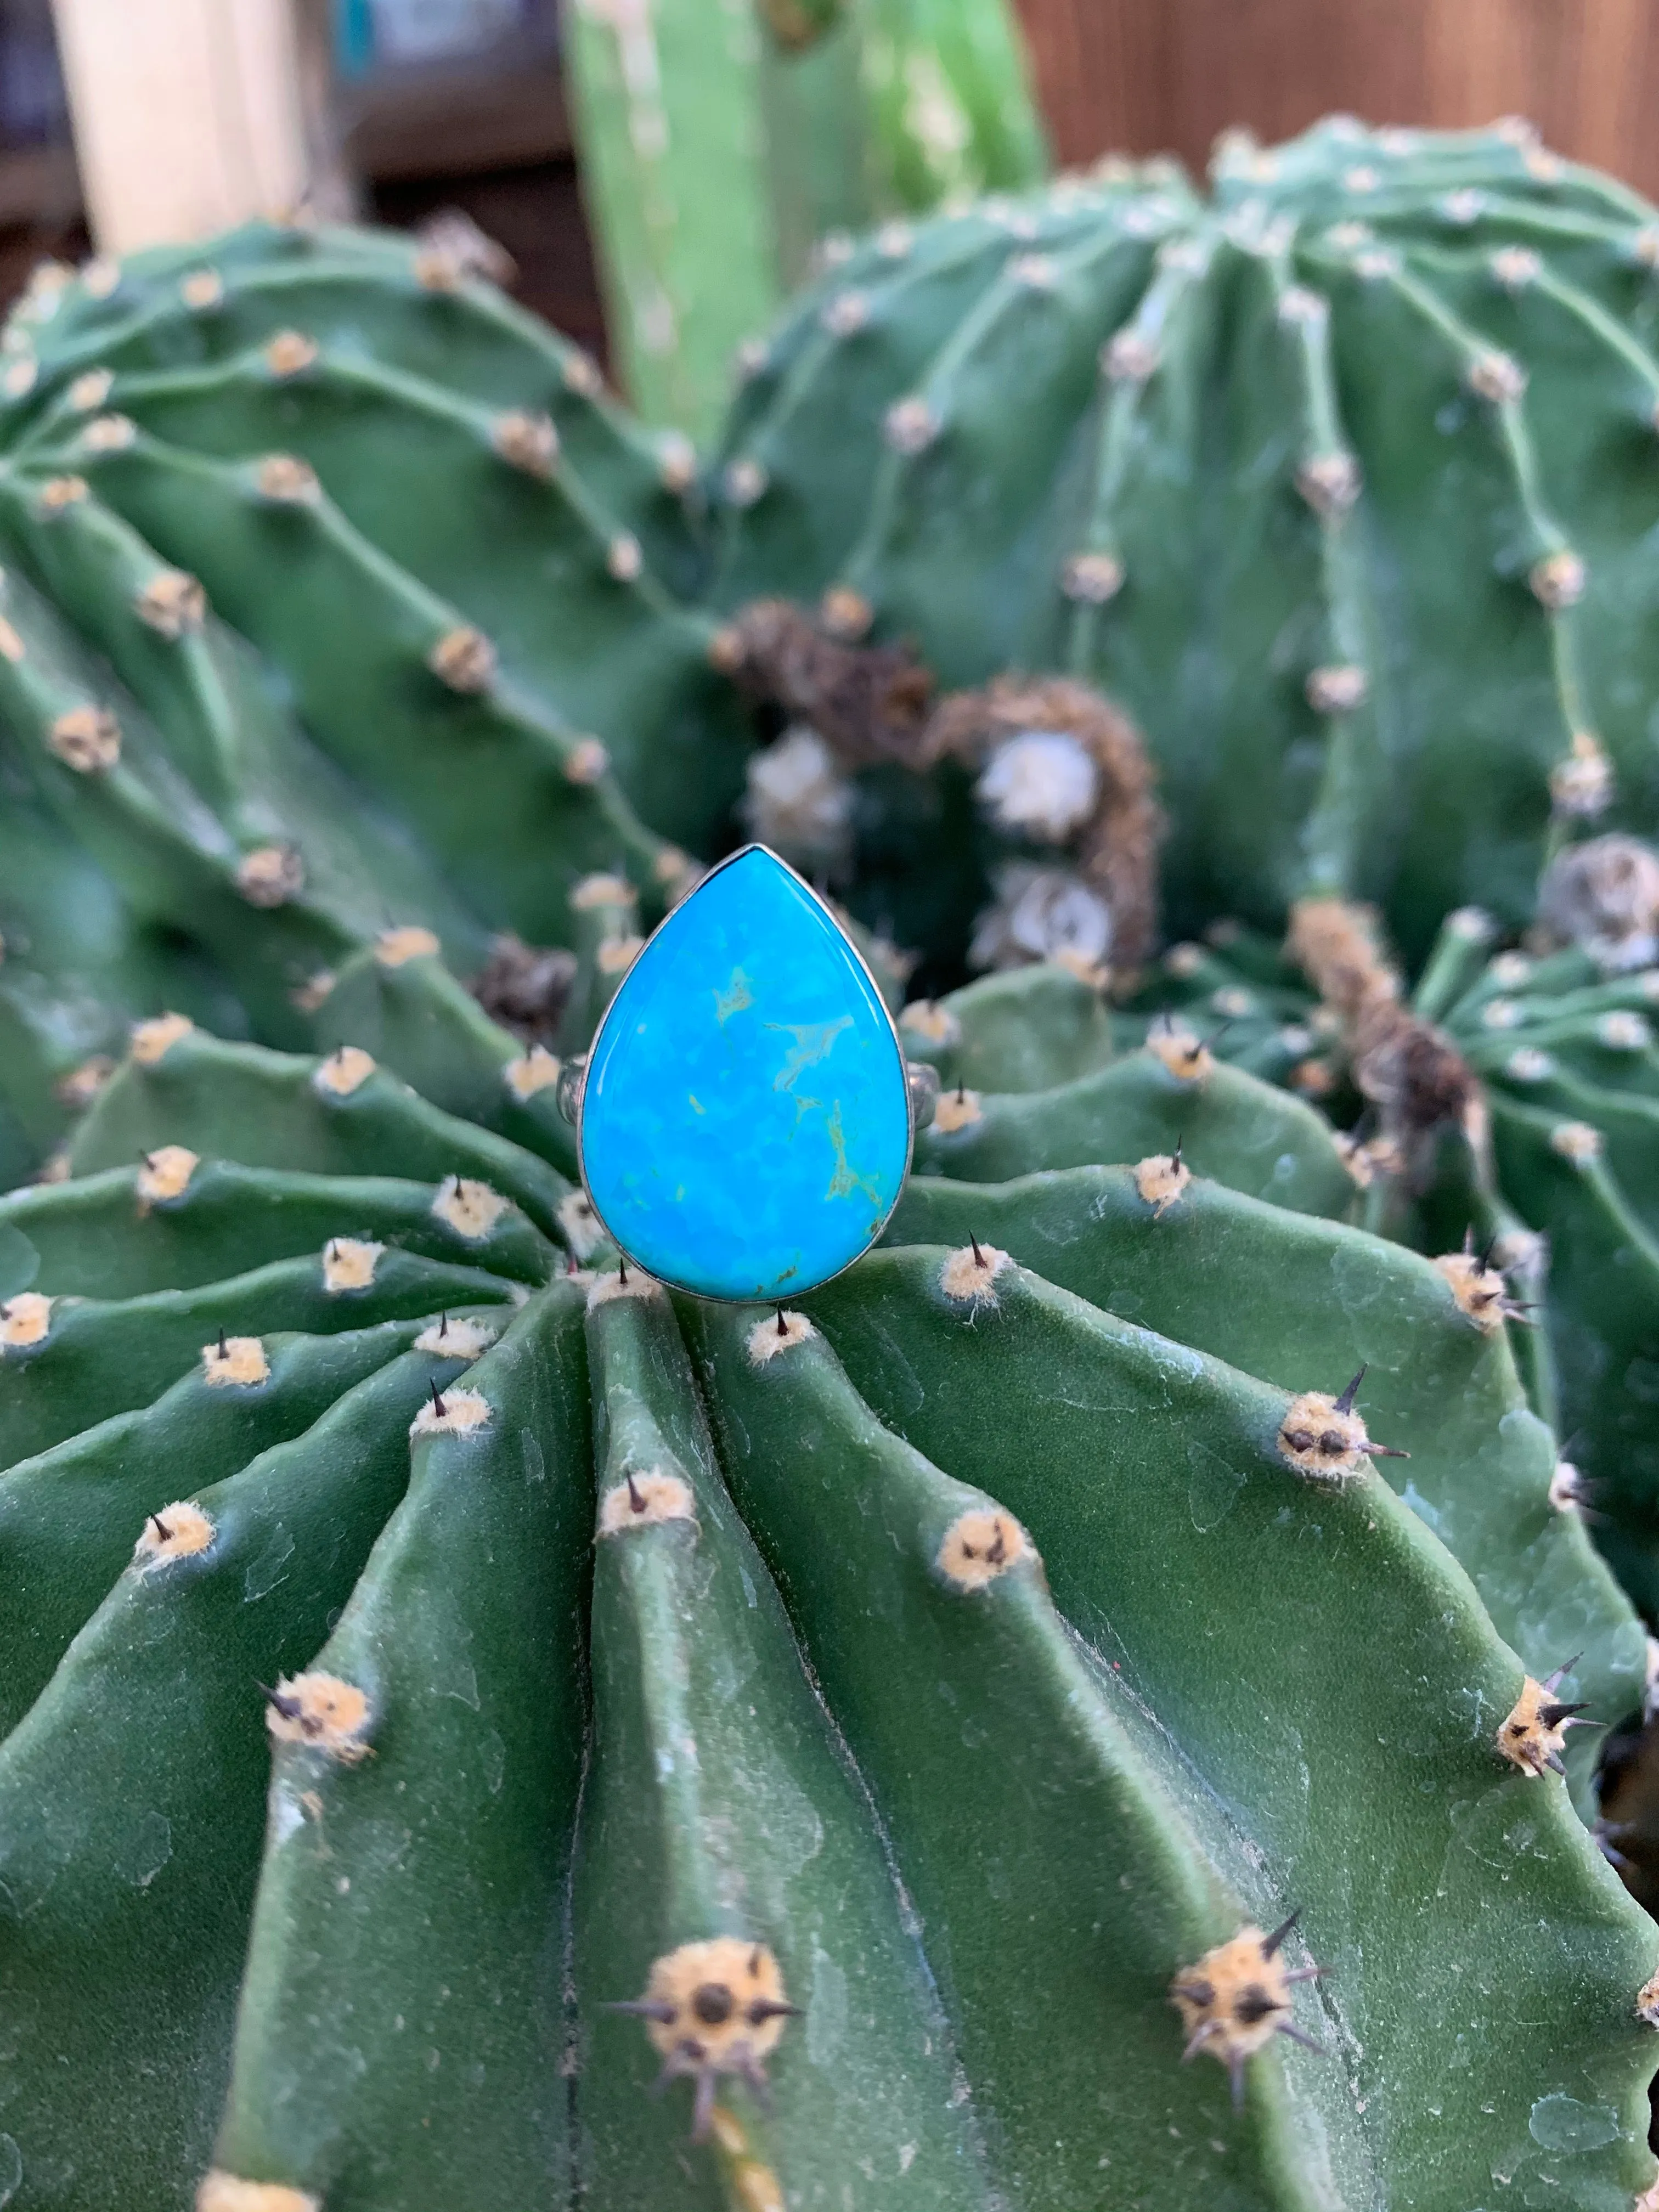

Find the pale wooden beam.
[{"left": 49, "top": 0, "right": 352, "bottom": 252}]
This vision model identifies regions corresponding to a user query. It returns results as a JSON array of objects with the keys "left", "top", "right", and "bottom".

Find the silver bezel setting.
[{"left": 574, "top": 843, "right": 916, "bottom": 1305}]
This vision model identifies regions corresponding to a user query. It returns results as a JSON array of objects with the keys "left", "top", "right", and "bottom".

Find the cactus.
[
  {"left": 708, "top": 116, "right": 1659, "bottom": 967},
  {"left": 0, "top": 219, "right": 750, "bottom": 1175},
  {"left": 563, "top": 0, "right": 1046, "bottom": 441},
  {"left": 1111, "top": 836, "right": 1659, "bottom": 1636},
  {"left": 3, "top": 977, "right": 1658, "bottom": 2211}
]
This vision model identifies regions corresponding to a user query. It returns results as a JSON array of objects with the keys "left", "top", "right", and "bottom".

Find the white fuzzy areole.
[
  {"left": 264, "top": 1672, "right": 371, "bottom": 1762},
  {"left": 264, "top": 330, "right": 318, "bottom": 377},
  {"left": 628, "top": 1938, "right": 793, "bottom": 2075},
  {"left": 1170, "top": 1926, "right": 1298, "bottom": 2076},
  {"left": 132, "top": 1011, "right": 193, "bottom": 1064},
  {"left": 432, "top": 1175, "right": 509, "bottom": 1242},
  {"left": 742, "top": 726, "right": 853, "bottom": 864},
  {"left": 1147, "top": 1022, "right": 1212, "bottom": 1082},
  {"left": 747, "top": 1310, "right": 815, "bottom": 1364},
  {"left": 492, "top": 408, "right": 558, "bottom": 477},
  {"left": 600, "top": 1469, "right": 697, "bottom": 1535},
  {"left": 586, "top": 1267, "right": 659, "bottom": 1308},
  {"left": 977, "top": 730, "right": 1099, "bottom": 843},
  {"left": 137, "top": 1145, "right": 199, "bottom": 1205},
  {"left": 410, "top": 1385, "right": 492, "bottom": 1437},
  {"left": 135, "top": 569, "right": 206, "bottom": 637},
  {"left": 1277, "top": 1391, "right": 1375, "bottom": 1480},
  {"left": 1433, "top": 1252, "right": 1508, "bottom": 1332},
  {"left": 1550, "top": 1120, "right": 1602, "bottom": 1166},
  {"left": 900, "top": 1000, "right": 961, "bottom": 1048},
  {"left": 820, "top": 584, "right": 873, "bottom": 637},
  {"left": 1549, "top": 1460, "right": 1584, "bottom": 1514},
  {"left": 313, "top": 1046, "right": 376, "bottom": 1097},
  {"left": 505, "top": 1046, "right": 561, "bottom": 1099},
  {"left": 597, "top": 935, "right": 644, "bottom": 976},
  {"left": 323, "top": 1238, "right": 382, "bottom": 1292},
  {"left": 68, "top": 366, "right": 113, "bottom": 410},
  {"left": 1531, "top": 549, "right": 1586, "bottom": 608},
  {"left": 558, "top": 1190, "right": 607, "bottom": 1260},
  {"left": 49, "top": 704, "right": 120, "bottom": 771},
  {"left": 428, "top": 625, "right": 495, "bottom": 692},
  {"left": 180, "top": 268, "right": 223, "bottom": 311},
  {"left": 939, "top": 1242, "right": 1010, "bottom": 1306},
  {"left": 1497, "top": 1674, "right": 1576, "bottom": 1776},
  {"left": 134, "top": 1499, "right": 215, "bottom": 1568},
  {"left": 1, "top": 1292, "right": 52, "bottom": 1348},
  {"left": 236, "top": 844, "right": 303, "bottom": 906},
  {"left": 255, "top": 454, "right": 319, "bottom": 502},
  {"left": 414, "top": 1314, "right": 496, "bottom": 1359},
  {"left": 202, "top": 1336, "right": 269, "bottom": 1387},
  {"left": 563, "top": 738, "right": 608, "bottom": 786},
  {"left": 936, "top": 1506, "right": 1030, "bottom": 1589},
  {"left": 932, "top": 1087, "right": 983, "bottom": 1134},
  {"left": 375, "top": 926, "right": 440, "bottom": 968},
  {"left": 571, "top": 871, "right": 634, "bottom": 911},
  {"left": 1135, "top": 1154, "right": 1190, "bottom": 1217}
]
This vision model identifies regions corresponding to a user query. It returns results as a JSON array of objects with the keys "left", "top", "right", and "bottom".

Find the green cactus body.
[
  {"left": 0, "top": 221, "right": 752, "bottom": 1179},
  {"left": 564, "top": 0, "right": 1045, "bottom": 441},
  {"left": 709, "top": 119, "right": 1659, "bottom": 962},
  {"left": 1102, "top": 840, "right": 1659, "bottom": 1617},
  {"left": 2, "top": 1000, "right": 1657, "bottom": 2209}
]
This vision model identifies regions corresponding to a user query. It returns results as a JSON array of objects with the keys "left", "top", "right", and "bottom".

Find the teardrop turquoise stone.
[{"left": 580, "top": 848, "right": 911, "bottom": 1301}]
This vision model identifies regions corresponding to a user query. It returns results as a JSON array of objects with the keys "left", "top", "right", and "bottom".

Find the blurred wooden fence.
[{"left": 1009, "top": 0, "right": 1659, "bottom": 198}]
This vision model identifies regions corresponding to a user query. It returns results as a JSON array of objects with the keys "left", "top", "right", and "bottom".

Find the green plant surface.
[
  {"left": 66, "top": 1018, "right": 572, "bottom": 1238},
  {"left": 563, "top": 0, "right": 1045, "bottom": 440},
  {"left": 898, "top": 958, "right": 1113, "bottom": 1090},
  {"left": 1, "top": 1013, "right": 1655, "bottom": 2209},
  {"left": 0, "top": 1317, "right": 468, "bottom": 1734},
  {"left": 0, "top": 1159, "right": 551, "bottom": 1302},
  {"left": 915, "top": 1034, "right": 1358, "bottom": 1214},
  {"left": 1122, "top": 871, "right": 1659, "bottom": 1623},
  {"left": 889, "top": 1163, "right": 1641, "bottom": 1809},
  {"left": 0, "top": 216, "right": 753, "bottom": 1183},
  {"left": 0, "top": 1348, "right": 473, "bottom": 2208},
  {"left": 709, "top": 117, "right": 1659, "bottom": 961}
]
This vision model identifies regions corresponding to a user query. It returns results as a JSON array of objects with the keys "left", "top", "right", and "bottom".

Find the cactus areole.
[
  {"left": 2, "top": 984, "right": 1657, "bottom": 2209},
  {"left": 711, "top": 115, "right": 1659, "bottom": 966},
  {"left": 3, "top": 123, "right": 1659, "bottom": 2212}
]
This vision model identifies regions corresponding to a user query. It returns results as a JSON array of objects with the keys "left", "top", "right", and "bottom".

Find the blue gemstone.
[{"left": 580, "top": 848, "right": 911, "bottom": 1301}]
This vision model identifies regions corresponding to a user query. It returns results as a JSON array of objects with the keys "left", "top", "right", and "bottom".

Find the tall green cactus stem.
[
  {"left": 565, "top": 0, "right": 1045, "bottom": 441},
  {"left": 710, "top": 118, "right": 1659, "bottom": 960},
  {"left": 2, "top": 1007, "right": 1657, "bottom": 2209},
  {"left": 0, "top": 217, "right": 752, "bottom": 1178}
]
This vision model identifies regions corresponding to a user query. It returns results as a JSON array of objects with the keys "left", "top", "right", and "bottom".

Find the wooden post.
[{"left": 48, "top": 0, "right": 354, "bottom": 253}]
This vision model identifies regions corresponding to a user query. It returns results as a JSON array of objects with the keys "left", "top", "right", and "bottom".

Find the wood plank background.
[{"left": 1009, "top": 0, "right": 1659, "bottom": 199}]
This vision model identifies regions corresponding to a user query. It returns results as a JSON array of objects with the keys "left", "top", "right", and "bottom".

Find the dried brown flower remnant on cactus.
[
  {"left": 721, "top": 599, "right": 934, "bottom": 768},
  {"left": 928, "top": 675, "right": 1164, "bottom": 969},
  {"left": 473, "top": 933, "right": 578, "bottom": 1045}
]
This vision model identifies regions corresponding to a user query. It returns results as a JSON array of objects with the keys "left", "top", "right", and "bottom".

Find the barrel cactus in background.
[
  {"left": 709, "top": 115, "right": 1659, "bottom": 969},
  {"left": 563, "top": 0, "right": 1047, "bottom": 439},
  {"left": 0, "top": 217, "right": 752, "bottom": 1182},
  {"left": 3, "top": 985, "right": 1658, "bottom": 2210}
]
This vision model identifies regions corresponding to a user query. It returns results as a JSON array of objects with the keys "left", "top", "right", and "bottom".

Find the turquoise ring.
[{"left": 563, "top": 845, "right": 930, "bottom": 1303}]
